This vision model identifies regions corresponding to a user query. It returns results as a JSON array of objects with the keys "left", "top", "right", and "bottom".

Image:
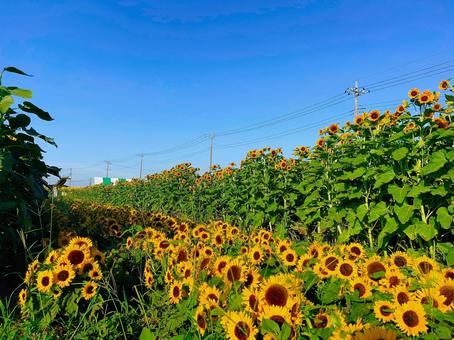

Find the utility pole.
[
  {"left": 69, "top": 168, "right": 72, "bottom": 187},
  {"left": 139, "top": 153, "right": 144, "bottom": 179},
  {"left": 209, "top": 133, "right": 215, "bottom": 170},
  {"left": 105, "top": 161, "right": 111, "bottom": 178},
  {"left": 345, "top": 80, "right": 369, "bottom": 116}
]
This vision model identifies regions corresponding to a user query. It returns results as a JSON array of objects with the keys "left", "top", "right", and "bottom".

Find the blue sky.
[{"left": 1, "top": 0, "right": 453, "bottom": 185}]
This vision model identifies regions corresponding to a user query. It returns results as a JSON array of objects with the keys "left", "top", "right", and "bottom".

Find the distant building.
[{"left": 92, "top": 177, "right": 132, "bottom": 185}]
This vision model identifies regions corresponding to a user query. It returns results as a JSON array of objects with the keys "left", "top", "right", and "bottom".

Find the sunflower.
[
  {"left": 244, "top": 267, "right": 262, "bottom": 289},
  {"left": 346, "top": 243, "right": 365, "bottom": 261},
  {"left": 368, "top": 110, "right": 380, "bottom": 122},
  {"left": 413, "top": 256, "right": 438, "bottom": 276},
  {"left": 408, "top": 88, "right": 420, "bottom": 99},
  {"left": 36, "top": 270, "right": 53, "bottom": 293},
  {"left": 242, "top": 287, "right": 260, "bottom": 314},
  {"left": 69, "top": 236, "right": 93, "bottom": 249},
  {"left": 432, "top": 103, "right": 442, "bottom": 111},
  {"left": 63, "top": 244, "right": 90, "bottom": 267},
  {"left": 313, "top": 311, "right": 331, "bottom": 329},
  {"left": 414, "top": 288, "right": 449, "bottom": 313},
  {"left": 364, "top": 256, "right": 387, "bottom": 282},
  {"left": 199, "top": 285, "right": 222, "bottom": 308},
  {"left": 336, "top": 259, "right": 358, "bottom": 280},
  {"left": 439, "top": 79, "right": 450, "bottom": 91},
  {"left": 125, "top": 237, "right": 133, "bottom": 249},
  {"left": 393, "top": 287, "right": 412, "bottom": 305},
  {"left": 78, "top": 258, "right": 96, "bottom": 275},
  {"left": 213, "top": 256, "right": 230, "bottom": 278},
  {"left": 88, "top": 263, "right": 103, "bottom": 281},
  {"left": 259, "top": 305, "right": 292, "bottom": 327},
  {"left": 24, "top": 259, "right": 40, "bottom": 285},
  {"left": 169, "top": 281, "right": 183, "bottom": 304},
  {"left": 82, "top": 281, "right": 98, "bottom": 300},
  {"left": 418, "top": 91, "right": 434, "bottom": 104},
  {"left": 44, "top": 250, "right": 60, "bottom": 265},
  {"left": 434, "top": 278, "right": 454, "bottom": 311},
  {"left": 280, "top": 249, "right": 297, "bottom": 267},
  {"left": 388, "top": 251, "right": 411, "bottom": 268},
  {"left": 374, "top": 300, "right": 395, "bottom": 322},
  {"left": 275, "top": 239, "right": 292, "bottom": 254},
  {"left": 352, "top": 326, "right": 397, "bottom": 340},
  {"left": 18, "top": 288, "right": 27, "bottom": 307},
  {"left": 296, "top": 254, "right": 313, "bottom": 273},
  {"left": 222, "top": 311, "right": 258, "bottom": 340},
  {"left": 53, "top": 264, "right": 75, "bottom": 288},
  {"left": 353, "top": 115, "right": 364, "bottom": 125},
  {"left": 313, "top": 263, "right": 330, "bottom": 279},
  {"left": 328, "top": 123, "right": 340, "bottom": 134},
  {"left": 52, "top": 286, "right": 62, "bottom": 299},
  {"left": 380, "top": 271, "right": 405, "bottom": 291},
  {"left": 433, "top": 117, "right": 449, "bottom": 129},
  {"left": 259, "top": 275, "right": 294, "bottom": 308},
  {"left": 320, "top": 255, "right": 340, "bottom": 273},
  {"left": 224, "top": 258, "right": 246, "bottom": 285},
  {"left": 144, "top": 273, "right": 154, "bottom": 289},
  {"left": 316, "top": 138, "right": 325, "bottom": 148},
  {"left": 442, "top": 268, "right": 454, "bottom": 281},
  {"left": 195, "top": 307, "right": 207, "bottom": 336},
  {"left": 350, "top": 278, "right": 372, "bottom": 298},
  {"left": 394, "top": 301, "right": 427, "bottom": 336},
  {"left": 249, "top": 246, "right": 264, "bottom": 265}
]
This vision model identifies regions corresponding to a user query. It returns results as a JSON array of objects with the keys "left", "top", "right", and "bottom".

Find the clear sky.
[{"left": 1, "top": 0, "right": 453, "bottom": 185}]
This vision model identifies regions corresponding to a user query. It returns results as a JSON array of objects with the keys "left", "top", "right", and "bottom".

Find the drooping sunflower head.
[
  {"left": 36, "top": 270, "right": 53, "bottom": 293},
  {"left": 195, "top": 307, "right": 207, "bottom": 336},
  {"left": 44, "top": 250, "right": 60, "bottom": 265},
  {"left": 68, "top": 236, "right": 93, "bottom": 249},
  {"left": 241, "top": 287, "right": 260, "bottom": 314},
  {"left": 144, "top": 273, "right": 154, "bottom": 289},
  {"left": 244, "top": 267, "right": 262, "bottom": 289},
  {"left": 394, "top": 301, "right": 428, "bottom": 337},
  {"left": 82, "top": 281, "right": 98, "bottom": 300},
  {"left": 18, "top": 288, "right": 27, "bottom": 308},
  {"left": 352, "top": 326, "right": 397, "bottom": 340},
  {"left": 313, "top": 311, "right": 331, "bottom": 329}
]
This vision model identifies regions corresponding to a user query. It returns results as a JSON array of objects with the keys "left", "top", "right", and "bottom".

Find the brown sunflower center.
[
  {"left": 380, "top": 305, "right": 392, "bottom": 316},
  {"left": 286, "top": 253, "right": 295, "bottom": 262},
  {"left": 173, "top": 286, "right": 180, "bottom": 298},
  {"left": 41, "top": 276, "right": 50, "bottom": 286},
  {"left": 197, "top": 314, "right": 206, "bottom": 329},
  {"left": 249, "top": 294, "right": 258, "bottom": 312},
  {"left": 314, "top": 315, "right": 328, "bottom": 328},
  {"left": 218, "top": 261, "right": 227, "bottom": 272},
  {"left": 216, "top": 235, "right": 222, "bottom": 244},
  {"left": 418, "top": 262, "right": 433, "bottom": 274},
  {"left": 354, "top": 283, "right": 366, "bottom": 297},
  {"left": 57, "top": 270, "right": 69, "bottom": 281},
  {"left": 339, "top": 263, "right": 353, "bottom": 276},
  {"left": 270, "top": 315, "right": 285, "bottom": 326},
  {"left": 439, "top": 286, "right": 454, "bottom": 305},
  {"left": 394, "top": 256, "right": 406, "bottom": 267},
  {"left": 68, "top": 250, "right": 85, "bottom": 265},
  {"left": 402, "top": 310, "right": 419, "bottom": 327},
  {"left": 253, "top": 252, "right": 260, "bottom": 261},
  {"left": 234, "top": 321, "right": 250, "bottom": 340},
  {"left": 200, "top": 258, "right": 210, "bottom": 270},
  {"left": 83, "top": 263, "right": 94, "bottom": 273},
  {"left": 86, "top": 286, "right": 94, "bottom": 294},
  {"left": 227, "top": 265, "right": 241, "bottom": 282},
  {"left": 367, "top": 262, "right": 386, "bottom": 281},
  {"left": 389, "top": 276, "right": 400, "bottom": 288},
  {"left": 184, "top": 269, "right": 191, "bottom": 278},
  {"left": 265, "top": 284, "right": 288, "bottom": 307},
  {"left": 350, "top": 247, "right": 361, "bottom": 256},
  {"left": 177, "top": 250, "right": 187, "bottom": 262},
  {"left": 325, "top": 257, "right": 338, "bottom": 271},
  {"left": 397, "top": 292, "right": 410, "bottom": 305}
]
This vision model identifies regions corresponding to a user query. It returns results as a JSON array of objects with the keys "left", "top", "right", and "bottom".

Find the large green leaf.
[
  {"left": 373, "top": 170, "right": 395, "bottom": 189},
  {"left": 421, "top": 150, "right": 447, "bottom": 175},
  {"left": 377, "top": 216, "right": 398, "bottom": 248},
  {"left": 387, "top": 184, "right": 408, "bottom": 204},
  {"left": 394, "top": 203, "right": 414, "bottom": 224},
  {"left": 7, "top": 87, "right": 32, "bottom": 99},
  {"left": 19, "top": 101, "right": 53, "bottom": 121},
  {"left": 369, "top": 201, "right": 387, "bottom": 222},
  {"left": 0, "top": 95, "right": 13, "bottom": 113},
  {"left": 437, "top": 207, "right": 452, "bottom": 229},
  {"left": 3, "top": 66, "right": 32, "bottom": 76},
  {"left": 392, "top": 147, "right": 409, "bottom": 161},
  {"left": 414, "top": 221, "right": 438, "bottom": 241},
  {"left": 9, "top": 113, "right": 31, "bottom": 128}
]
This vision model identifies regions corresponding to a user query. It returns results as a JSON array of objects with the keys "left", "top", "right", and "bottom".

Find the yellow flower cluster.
[{"left": 125, "top": 213, "right": 454, "bottom": 339}]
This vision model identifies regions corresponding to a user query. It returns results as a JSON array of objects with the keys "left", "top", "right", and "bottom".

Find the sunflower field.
[{"left": 1, "top": 80, "right": 454, "bottom": 339}]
